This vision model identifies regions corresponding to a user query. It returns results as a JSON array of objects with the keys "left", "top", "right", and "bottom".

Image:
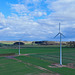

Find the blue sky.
[
  {"left": 0, "top": 0, "right": 75, "bottom": 41},
  {"left": 0, "top": 0, "right": 18, "bottom": 17}
]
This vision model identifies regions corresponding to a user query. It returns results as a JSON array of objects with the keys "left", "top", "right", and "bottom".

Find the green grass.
[
  {"left": 0, "top": 57, "right": 48, "bottom": 75},
  {"left": 15, "top": 55, "right": 75, "bottom": 75},
  {"left": 47, "top": 67, "right": 75, "bottom": 75},
  {"left": 16, "top": 56, "right": 51, "bottom": 67},
  {"left": 0, "top": 47, "right": 75, "bottom": 75},
  {"left": 0, "top": 47, "right": 58, "bottom": 54},
  {"left": 0, "top": 47, "right": 75, "bottom": 54},
  {"left": 31, "top": 51, "right": 75, "bottom": 65}
]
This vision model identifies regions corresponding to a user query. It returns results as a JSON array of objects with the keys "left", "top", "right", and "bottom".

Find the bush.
[
  {"left": 66, "top": 41, "right": 75, "bottom": 47},
  {"left": 13, "top": 42, "right": 25, "bottom": 45}
]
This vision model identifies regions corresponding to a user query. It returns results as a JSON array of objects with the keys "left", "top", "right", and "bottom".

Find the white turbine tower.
[
  {"left": 54, "top": 23, "right": 65, "bottom": 65},
  {"left": 18, "top": 33, "right": 26, "bottom": 55},
  {"left": 19, "top": 39, "right": 21, "bottom": 55}
]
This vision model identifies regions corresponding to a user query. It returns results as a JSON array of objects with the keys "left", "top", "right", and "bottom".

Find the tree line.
[
  {"left": 0, "top": 41, "right": 75, "bottom": 48},
  {"left": 34, "top": 41, "right": 75, "bottom": 47}
]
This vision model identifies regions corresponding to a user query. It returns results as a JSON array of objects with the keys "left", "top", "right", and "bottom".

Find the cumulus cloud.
[
  {"left": 11, "top": 4, "right": 29, "bottom": 15},
  {"left": 0, "top": 0, "right": 75, "bottom": 41},
  {"left": 0, "top": 13, "right": 6, "bottom": 25},
  {"left": 11, "top": 0, "right": 48, "bottom": 16},
  {"left": 46, "top": 0, "right": 75, "bottom": 21},
  {"left": 0, "top": 12, "right": 50, "bottom": 40},
  {"left": 29, "top": 10, "right": 47, "bottom": 17},
  {"left": 45, "top": 0, "right": 75, "bottom": 40}
]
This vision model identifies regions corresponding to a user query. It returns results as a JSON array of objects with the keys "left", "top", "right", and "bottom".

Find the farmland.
[{"left": 0, "top": 46, "right": 75, "bottom": 75}]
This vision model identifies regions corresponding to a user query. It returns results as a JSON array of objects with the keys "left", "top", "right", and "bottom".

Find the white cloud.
[
  {"left": 1, "top": 0, "right": 75, "bottom": 41},
  {"left": 29, "top": 10, "right": 47, "bottom": 17},
  {"left": 0, "top": 12, "right": 6, "bottom": 25},
  {"left": 46, "top": 0, "right": 75, "bottom": 21},
  {"left": 0, "top": 12, "right": 5, "bottom": 18},
  {"left": 11, "top": 4, "right": 29, "bottom": 15},
  {"left": 0, "top": 11, "right": 54, "bottom": 40},
  {"left": 11, "top": 0, "right": 47, "bottom": 17}
]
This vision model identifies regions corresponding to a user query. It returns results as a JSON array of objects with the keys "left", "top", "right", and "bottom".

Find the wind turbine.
[{"left": 54, "top": 23, "right": 65, "bottom": 65}]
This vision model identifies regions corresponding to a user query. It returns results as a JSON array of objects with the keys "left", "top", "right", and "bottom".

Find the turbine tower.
[
  {"left": 54, "top": 23, "right": 65, "bottom": 65},
  {"left": 18, "top": 33, "right": 26, "bottom": 55},
  {"left": 19, "top": 39, "right": 21, "bottom": 55}
]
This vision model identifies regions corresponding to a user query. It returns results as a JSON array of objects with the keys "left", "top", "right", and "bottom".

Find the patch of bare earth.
[
  {"left": 36, "top": 73, "right": 60, "bottom": 75},
  {"left": 5, "top": 56, "right": 60, "bottom": 75},
  {"left": 49, "top": 63, "right": 67, "bottom": 68},
  {"left": 49, "top": 63, "right": 75, "bottom": 69},
  {"left": 67, "top": 63, "right": 75, "bottom": 69},
  {"left": 20, "top": 54, "right": 29, "bottom": 56}
]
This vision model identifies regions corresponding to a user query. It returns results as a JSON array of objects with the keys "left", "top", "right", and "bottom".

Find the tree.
[
  {"left": 67, "top": 41, "right": 75, "bottom": 47},
  {"left": 35, "top": 41, "right": 56, "bottom": 45},
  {"left": 35, "top": 41, "right": 43, "bottom": 45},
  {"left": 13, "top": 42, "right": 25, "bottom": 45}
]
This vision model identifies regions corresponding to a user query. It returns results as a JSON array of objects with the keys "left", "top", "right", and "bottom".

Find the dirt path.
[{"left": 5, "top": 56, "right": 60, "bottom": 75}]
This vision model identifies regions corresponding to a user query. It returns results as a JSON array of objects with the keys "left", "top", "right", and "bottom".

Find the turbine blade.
[
  {"left": 61, "top": 33, "right": 65, "bottom": 37},
  {"left": 54, "top": 33, "right": 60, "bottom": 38},
  {"left": 59, "top": 23, "right": 60, "bottom": 33}
]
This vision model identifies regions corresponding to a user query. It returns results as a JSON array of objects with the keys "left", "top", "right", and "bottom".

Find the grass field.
[
  {"left": 0, "top": 47, "right": 75, "bottom": 75},
  {"left": 0, "top": 57, "right": 48, "bottom": 75},
  {"left": 0, "top": 41, "right": 32, "bottom": 44}
]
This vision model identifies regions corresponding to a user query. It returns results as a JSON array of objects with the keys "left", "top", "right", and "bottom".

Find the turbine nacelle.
[{"left": 54, "top": 32, "right": 65, "bottom": 38}]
